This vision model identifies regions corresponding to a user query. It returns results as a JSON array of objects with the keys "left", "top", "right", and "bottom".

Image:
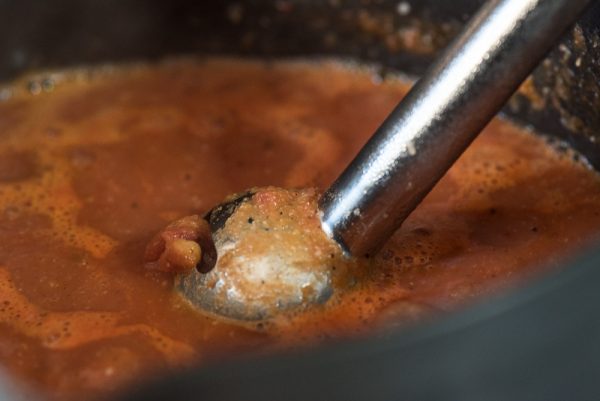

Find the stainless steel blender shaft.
[{"left": 319, "top": 0, "right": 593, "bottom": 257}]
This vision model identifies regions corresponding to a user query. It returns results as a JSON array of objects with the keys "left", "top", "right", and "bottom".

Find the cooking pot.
[{"left": 1, "top": 1, "right": 600, "bottom": 400}]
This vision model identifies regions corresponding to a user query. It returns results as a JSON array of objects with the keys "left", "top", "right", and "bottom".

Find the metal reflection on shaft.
[{"left": 319, "top": 0, "right": 593, "bottom": 257}]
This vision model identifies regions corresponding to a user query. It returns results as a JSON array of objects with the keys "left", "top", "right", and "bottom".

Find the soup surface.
[{"left": 1, "top": 58, "right": 600, "bottom": 400}]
